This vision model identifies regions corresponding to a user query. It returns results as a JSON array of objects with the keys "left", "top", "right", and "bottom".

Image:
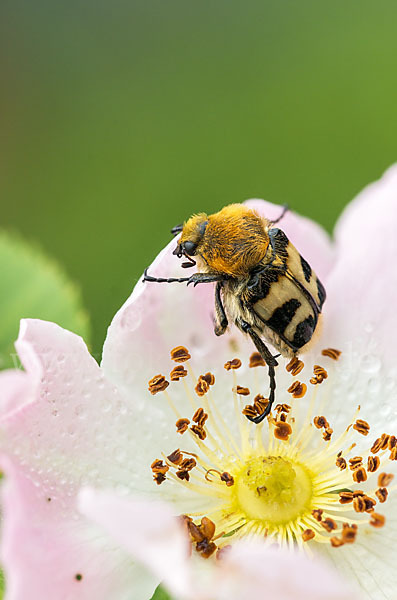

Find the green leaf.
[
  {"left": 150, "top": 584, "right": 174, "bottom": 600},
  {"left": 0, "top": 230, "right": 90, "bottom": 369},
  {"left": 0, "top": 568, "right": 4, "bottom": 599}
]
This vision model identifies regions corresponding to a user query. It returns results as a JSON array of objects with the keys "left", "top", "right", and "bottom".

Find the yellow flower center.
[
  {"left": 149, "top": 346, "right": 393, "bottom": 557},
  {"left": 234, "top": 456, "right": 312, "bottom": 524}
]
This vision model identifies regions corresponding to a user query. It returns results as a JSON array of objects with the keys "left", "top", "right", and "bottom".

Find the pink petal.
[
  {"left": 245, "top": 199, "right": 335, "bottom": 280},
  {"left": 1, "top": 457, "right": 156, "bottom": 600},
  {"left": 215, "top": 541, "right": 359, "bottom": 600},
  {"left": 0, "top": 369, "right": 35, "bottom": 418},
  {"left": 322, "top": 166, "right": 397, "bottom": 367},
  {"left": 79, "top": 488, "right": 191, "bottom": 598}
]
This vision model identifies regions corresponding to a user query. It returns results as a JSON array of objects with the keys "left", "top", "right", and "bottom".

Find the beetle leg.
[
  {"left": 238, "top": 319, "right": 278, "bottom": 424},
  {"left": 143, "top": 269, "right": 227, "bottom": 286},
  {"left": 143, "top": 269, "right": 191, "bottom": 284},
  {"left": 214, "top": 281, "right": 228, "bottom": 336}
]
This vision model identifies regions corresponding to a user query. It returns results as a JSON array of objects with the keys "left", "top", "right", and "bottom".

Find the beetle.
[{"left": 143, "top": 204, "right": 326, "bottom": 423}]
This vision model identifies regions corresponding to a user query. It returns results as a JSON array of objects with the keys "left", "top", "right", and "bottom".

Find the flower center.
[
  {"left": 234, "top": 456, "right": 312, "bottom": 524},
  {"left": 149, "top": 346, "right": 394, "bottom": 558}
]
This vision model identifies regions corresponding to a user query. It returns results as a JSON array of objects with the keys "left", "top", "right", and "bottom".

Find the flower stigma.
[{"left": 148, "top": 345, "right": 395, "bottom": 558}]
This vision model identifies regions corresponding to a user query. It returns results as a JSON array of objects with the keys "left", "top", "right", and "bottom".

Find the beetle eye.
[{"left": 183, "top": 241, "right": 197, "bottom": 255}]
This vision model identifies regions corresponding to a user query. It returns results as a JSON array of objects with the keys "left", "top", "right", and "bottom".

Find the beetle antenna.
[{"left": 270, "top": 204, "right": 289, "bottom": 226}]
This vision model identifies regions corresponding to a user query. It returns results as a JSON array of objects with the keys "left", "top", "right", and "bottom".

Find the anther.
[
  {"left": 153, "top": 473, "right": 166, "bottom": 485},
  {"left": 321, "top": 348, "right": 342, "bottom": 360},
  {"left": 302, "top": 529, "right": 315, "bottom": 542},
  {"left": 201, "top": 372, "right": 215, "bottom": 386},
  {"left": 310, "top": 365, "right": 328, "bottom": 385},
  {"left": 148, "top": 374, "right": 170, "bottom": 394},
  {"left": 330, "top": 537, "right": 344, "bottom": 547},
  {"left": 352, "top": 466, "right": 367, "bottom": 483},
  {"left": 249, "top": 352, "right": 266, "bottom": 368},
  {"left": 321, "top": 518, "right": 337, "bottom": 532},
  {"left": 190, "top": 424, "right": 206, "bottom": 440},
  {"left": 313, "top": 415, "right": 329, "bottom": 429},
  {"left": 377, "top": 472, "right": 394, "bottom": 487},
  {"left": 170, "top": 365, "right": 188, "bottom": 381},
  {"left": 323, "top": 427, "right": 333, "bottom": 441},
  {"left": 273, "top": 421, "right": 292, "bottom": 441},
  {"left": 195, "top": 377, "right": 210, "bottom": 397},
  {"left": 388, "top": 435, "right": 397, "bottom": 449},
  {"left": 286, "top": 356, "right": 304, "bottom": 376},
  {"left": 336, "top": 456, "right": 347, "bottom": 470},
  {"left": 180, "top": 458, "right": 197, "bottom": 471},
  {"left": 349, "top": 456, "right": 363, "bottom": 470},
  {"left": 167, "top": 449, "right": 183, "bottom": 465},
  {"left": 367, "top": 455, "right": 380, "bottom": 473},
  {"left": 253, "top": 394, "right": 269, "bottom": 415},
  {"left": 176, "top": 469, "right": 190, "bottom": 481},
  {"left": 176, "top": 418, "right": 190, "bottom": 434},
  {"left": 220, "top": 472, "right": 234, "bottom": 487},
  {"left": 234, "top": 386, "right": 250, "bottom": 396},
  {"left": 287, "top": 381, "right": 307, "bottom": 398},
  {"left": 375, "top": 488, "right": 388, "bottom": 503},
  {"left": 339, "top": 491, "right": 354, "bottom": 504},
  {"left": 341, "top": 523, "right": 357, "bottom": 544},
  {"left": 353, "top": 419, "right": 370, "bottom": 436},
  {"left": 224, "top": 358, "right": 242, "bottom": 370},
  {"left": 369, "top": 513, "right": 385, "bottom": 528},
  {"left": 312, "top": 509, "right": 323, "bottom": 522},
  {"left": 170, "top": 346, "right": 191, "bottom": 362},
  {"left": 193, "top": 407, "right": 208, "bottom": 426},
  {"left": 371, "top": 434, "right": 390, "bottom": 453},
  {"left": 390, "top": 447, "right": 397, "bottom": 461},
  {"left": 242, "top": 405, "right": 257, "bottom": 419},
  {"left": 352, "top": 496, "right": 366, "bottom": 513},
  {"left": 151, "top": 459, "right": 169, "bottom": 475}
]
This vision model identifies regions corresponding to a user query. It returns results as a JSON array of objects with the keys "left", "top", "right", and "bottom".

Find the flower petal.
[
  {"left": 78, "top": 488, "right": 191, "bottom": 598},
  {"left": 215, "top": 541, "right": 359, "bottom": 600},
  {"left": 0, "top": 369, "right": 34, "bottom": 418},
  {"left": 1, "top": 456, "right": 156, "bottom": 600}
]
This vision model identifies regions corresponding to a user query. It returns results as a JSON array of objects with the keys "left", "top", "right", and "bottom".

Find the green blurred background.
[{"left": 1, "top": 0, "right": 397, "bottom": 358}]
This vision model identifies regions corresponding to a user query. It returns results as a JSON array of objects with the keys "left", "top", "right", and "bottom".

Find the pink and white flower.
[{"left": 1, "top": 166, "right": 397, "bottom": 599}]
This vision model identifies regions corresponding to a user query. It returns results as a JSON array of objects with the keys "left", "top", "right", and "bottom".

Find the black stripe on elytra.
[
  {"left": 246, "top": 267, "right": 281, "bottom": 303},
  {"left": 293, "top": 314, "right": 316, "bottom": 349},
  {"left": 316, "top": 278, "right": 326, "bottom": 308},
  {"left": 265, "top": 298, "right": 301, "bottom": 335},
  {"left": 300, "top": 255, "right": 312, "bottom": 283}
]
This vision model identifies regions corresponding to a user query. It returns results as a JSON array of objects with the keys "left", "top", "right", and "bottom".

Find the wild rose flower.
[{"left": 1, "top": 166, "right": 397, "bottom": 599}]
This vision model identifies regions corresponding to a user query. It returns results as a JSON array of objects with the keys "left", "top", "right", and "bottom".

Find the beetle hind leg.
[{"left": 238, "top": 319, "right": 278, "bottom": 424}]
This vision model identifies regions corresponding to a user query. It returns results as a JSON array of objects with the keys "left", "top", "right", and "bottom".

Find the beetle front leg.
[{"left": 214, "top": 281, "right": 228, "bottom": 336}]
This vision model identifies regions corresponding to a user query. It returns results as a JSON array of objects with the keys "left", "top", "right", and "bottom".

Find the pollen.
[
  {"left": 249, "top": 352, "right": 266, "bottom": 368},
  {"left": 148, "top": 345, "right": 395, "bottom": 560}
]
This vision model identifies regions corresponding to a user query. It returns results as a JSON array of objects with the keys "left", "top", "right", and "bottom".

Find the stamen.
[
  {"left": 352, "top": 467, "right": 367, "bottom": 483},
  {"left": 367, "top": 455, "right": 380, "bottom": 472},
  {"left": 234, "top": 386, "right": 250, "bottom": 396},
  {"left": 195, "top": 377, "right": 210, "bottom": 397},
  {"left": 286, "top": 356, "right": 304, "bottom": 376},
  {"left": 302, "top": 529, "right": 315, "bottom": 541},
  {"left": 273, "top": 421, "right": 292, "bottom": 441},
  {"left": 170, "top": 346, "right": 191, "bottom": 362},
  {"left": 369, "top": 513, "right": 385, "bottom": 528},
  {"left": 321, "top": 348, "right": 342, "bottom": 360},
  {"left": 176, "top": 418, "right": 190, "bottom": 434},
  {"left": 287, "top": 381, "right": 307, "bottom": 398},
  {"left": 378, "top": 472, "right": 394, "bottom": 487},
  {"left": 148, "top": 374, "right": 170, "bottom": 394},
  {"left": 375, "top": 488, "right": 388, "bottom": 503},
  {"left": 249, "top": 352, "right": 266, "bottom": 368},
  {"left": 371, "top": 434, "right": 391, "bottom": 453},
  {"left": 170, "top": 365, "right": 188, "bottom": 381},
  {"left": 353, "top": 419, "right": 370, "bottom": 436},
  {"left": 310, "top": 365, "right": 328, "bottom": 385},
  {"left": 224, "top": 358, "right": 242, "bottom": 370}
]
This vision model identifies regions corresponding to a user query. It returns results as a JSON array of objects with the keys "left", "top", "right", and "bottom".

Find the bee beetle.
[{"left": 144, "top": 204, "right": 326, "bottom": 423}]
